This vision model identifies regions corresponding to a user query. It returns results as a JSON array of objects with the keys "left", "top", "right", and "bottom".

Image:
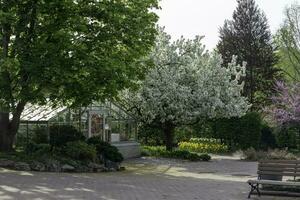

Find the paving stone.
[{"left": 0, "top": 157, "right": 298, "bottom": 200}]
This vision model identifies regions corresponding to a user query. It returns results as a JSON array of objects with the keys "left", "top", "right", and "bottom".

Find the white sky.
[{"left": 157, "top": 0, "right": 297, "bottom": 50}]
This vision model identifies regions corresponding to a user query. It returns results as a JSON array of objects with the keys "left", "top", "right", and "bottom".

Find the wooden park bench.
[{"left": 247, "top": 160, "right": 300, "bottom": 198}]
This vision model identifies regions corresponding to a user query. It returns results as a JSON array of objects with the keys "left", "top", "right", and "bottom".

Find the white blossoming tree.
[{"left": 127, "top": 30, "right": 250, "bottom": 151}]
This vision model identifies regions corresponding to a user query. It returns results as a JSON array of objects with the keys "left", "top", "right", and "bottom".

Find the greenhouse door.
[{"left": 89, "top": 112, "right": 105, "bottom": 140}]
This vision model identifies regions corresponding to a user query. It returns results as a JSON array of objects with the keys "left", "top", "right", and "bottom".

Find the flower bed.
[
  {"left": 178, "top": 138, "right": 228, "bottom": 153},
  {"left": 141, "top": 146, "right": 211, "bottom": 161}
]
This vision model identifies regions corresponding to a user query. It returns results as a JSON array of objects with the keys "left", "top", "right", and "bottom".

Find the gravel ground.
[{"left": 0, "top": 156, "right": 299, "bottom": 200}]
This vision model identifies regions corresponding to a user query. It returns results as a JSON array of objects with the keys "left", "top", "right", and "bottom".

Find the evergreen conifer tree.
[{"left": 217, "top": 0, "right": 279, "bottom": 109}]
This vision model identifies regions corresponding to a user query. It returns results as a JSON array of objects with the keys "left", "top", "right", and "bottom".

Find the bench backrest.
[{"left": 258, "top": 160, "right": 300, "bottom": 180}]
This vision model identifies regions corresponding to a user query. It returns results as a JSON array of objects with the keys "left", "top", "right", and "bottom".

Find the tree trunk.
[
  {"left": 0, "top": 102, "right": 26, "bottom": 152},
  {"left": 0, "top": 112, "right": 13, "bottom": 152},
  {"left": 164, "top": 123, "right": 175, "bottom": 151}
]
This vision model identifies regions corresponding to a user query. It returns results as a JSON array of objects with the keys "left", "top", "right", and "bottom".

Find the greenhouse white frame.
[{"left": 17, "top": 101, "right": 140, "bottom": 158}]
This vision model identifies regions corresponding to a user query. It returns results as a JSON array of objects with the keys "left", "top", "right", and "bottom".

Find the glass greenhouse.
[{"left": 16, "top": 101, "right": 138, "bottom": 148}]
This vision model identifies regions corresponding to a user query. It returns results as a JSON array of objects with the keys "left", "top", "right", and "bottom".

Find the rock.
[
  {"left": 62, "top": 164, "right": 75, "bottom": 172},
  {"left": 102, "top": 167, "right": 109, "bottom": 172},
  {"left": 14, "top": 162, "right": 31, "bottom": 171},
  {"left": 0, "top": 159, "right": 15, "bottom": 168},
  {"left": 88, "top": 162, "right": 105, "bottom": 172},
  {"left": 105, "top": 160, "right": 120, "bottom": 171},
  {"left": 119, "top": 166, "right": 126, "bottom": 171},
  {"left": 87, "top": 162, "right": 103, "bottom": 169},
  {"left": 96, "top": 168, "right": 106, "bottom": 172},
  {"left": 75, "top": 165, "right": 93, "bottom": 173},
  {"left": 30, "top": 161, "right": 45, "bottom": 171},
  {"left": 45, "top": 159, "right": 61, "bottom": 172},
  {"left": 109, "top": 168, "right": 117, "bottom": 172}
]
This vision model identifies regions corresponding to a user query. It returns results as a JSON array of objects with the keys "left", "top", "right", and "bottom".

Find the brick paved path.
[{"left": 0, "top": 157, "right": 298, "bottom": 200}]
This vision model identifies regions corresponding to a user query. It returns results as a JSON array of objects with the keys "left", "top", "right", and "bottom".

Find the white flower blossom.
[{"left": 128, "top": 30, "right": 250, "bottom": 126}]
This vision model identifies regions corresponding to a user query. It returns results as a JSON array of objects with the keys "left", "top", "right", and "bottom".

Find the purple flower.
[{"left": 269, "top": 81, "right": 300, "bottom": 126}]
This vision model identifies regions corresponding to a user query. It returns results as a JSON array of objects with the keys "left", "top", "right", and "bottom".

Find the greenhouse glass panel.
[{"left": 16, "top": 101, "right": 137, "bottom": 148}]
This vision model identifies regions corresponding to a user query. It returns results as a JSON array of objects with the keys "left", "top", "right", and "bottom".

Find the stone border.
[{"left": 0, "top": 158, "right": 124, "bottom": 173}]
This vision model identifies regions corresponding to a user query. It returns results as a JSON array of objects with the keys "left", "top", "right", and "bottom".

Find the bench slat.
[
  {"left": 258, "top": 167, "right": 300, "bottom": 173},
  {"left": 259, "top": 163, "right": 299, "bottom": 168},
  {"left": 253, "top": 190, "right": 300, "bottom": 197},
  {"left": 248, "top": 179, "right": 300, "bottom": 186},
  {"left": 258, "top": 171, "right": 300, "bottom": 177},
  {"left": 259, "top": 160, "right": 300, "bottom": 164}
]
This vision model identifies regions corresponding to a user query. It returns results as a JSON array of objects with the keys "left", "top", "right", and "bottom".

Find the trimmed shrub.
[
  {"left": 102, "top": 145, "right": 124, "bottom": 163},
  {"left": 86, "top": 135, "right": 106, "bottom": 146},
  {"left": 276, "top": 127, "right": 298, "bottom": 150},
  {"left": 64, "top": 141, "right": 97, "bottom": 161},
  {"left": 237, "top": 112, "right": 262, "bottom": 150},
  {"left": 199, "top": 153, "right": 211, "bottom": 161},
  {"left": 168, "top": 149, "right": 190, "bottom": 159},
  {"left": 214, "top": 112, "right": 262, "bottom": 150},
  {"left": 259, "top": 124, "right": 277, "bottom": 150},
  {"left": 49, "top": 125, "right": 85, "bottom": 147},
  {"left": 87, "top": 136, "right": 123, "bottom": 162},
  {"left": 214, "top": 118, "right": 239, "bottom": 149}
]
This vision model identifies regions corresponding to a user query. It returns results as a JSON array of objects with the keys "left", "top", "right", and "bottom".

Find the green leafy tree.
[
  {"left": 0, "top": 0, "right": 158, "bottom": 151},
  {"left": 217, "top": 0, "right": 279, "bottom": 109},
  {"left": 275, "top": 3, "right": 300, "bottom": 82}
]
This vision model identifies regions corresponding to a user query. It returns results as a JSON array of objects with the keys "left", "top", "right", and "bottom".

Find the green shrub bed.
[
  {"left": 0, "top": 125, "right": 124, "bottom": 172},
  {"left": 178, "top": 138, "right": 228, "bottom": 153},
  {"left": 142, "top": 146, "right": 211, "bottom": 161},
  {"left": 64, "top": 141, "right": 97, "bottom": 161},
  {"left": 87, "top": 136, "right": 123, "bottom": 163}
]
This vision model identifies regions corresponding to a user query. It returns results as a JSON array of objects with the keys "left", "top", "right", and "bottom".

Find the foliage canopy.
[{"left": 0, "top": 0, "right": 159, "bottom": 151}]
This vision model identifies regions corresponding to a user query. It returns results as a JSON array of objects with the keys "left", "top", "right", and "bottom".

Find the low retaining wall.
[{"left": 112, "top": 141, "right": 141, "bottom": 159}]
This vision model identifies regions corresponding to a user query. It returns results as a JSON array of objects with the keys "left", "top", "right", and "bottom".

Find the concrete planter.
[{"left": 112, "top": 141, "right": 141, "bottom": 159}]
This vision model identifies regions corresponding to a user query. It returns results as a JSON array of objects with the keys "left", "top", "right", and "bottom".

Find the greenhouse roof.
[
  {"left": 19, "top": 101, "right": 135, "bottom": 122},
  {"left": 20, "top": 104, "right": 67, "bottom": 122}
]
